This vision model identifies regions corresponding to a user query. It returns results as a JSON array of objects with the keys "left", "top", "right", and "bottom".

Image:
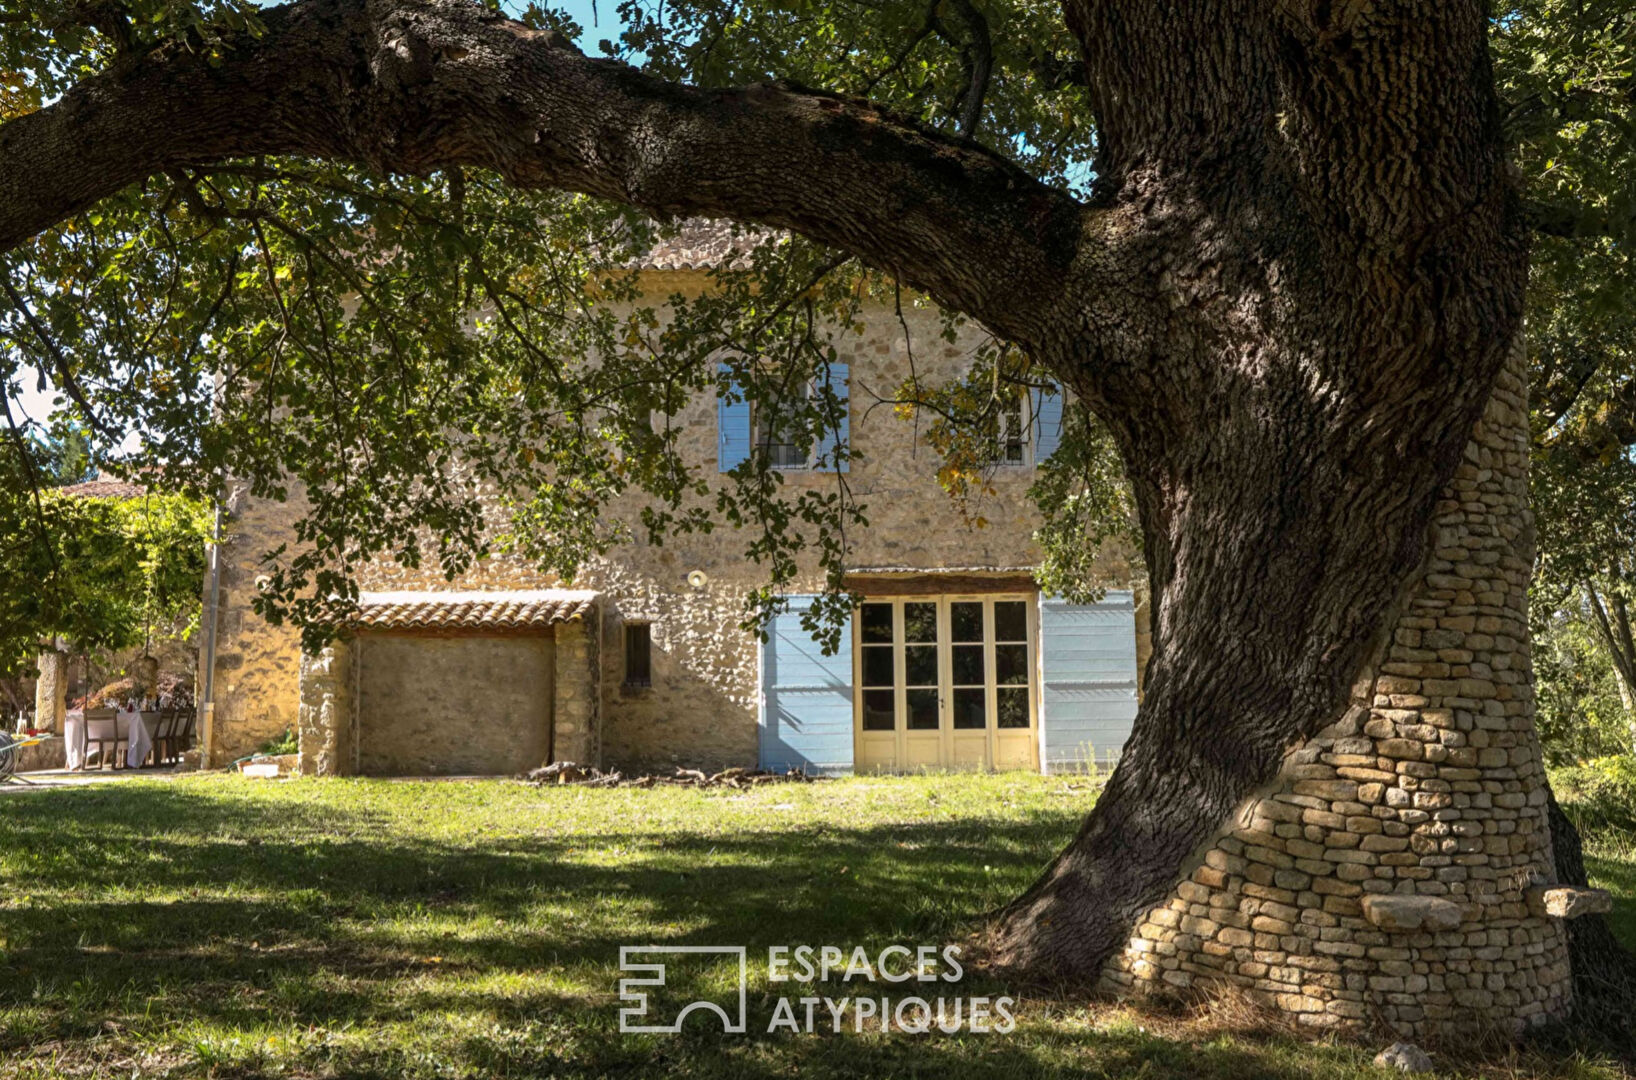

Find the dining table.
[{"left": 62, "top": 706, "right": 157, "bottom": 770}]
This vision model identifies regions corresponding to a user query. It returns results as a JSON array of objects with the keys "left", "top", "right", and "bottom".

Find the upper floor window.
[
  {"left": 995, "top": 390, "right": 1029, "bottom": 466},
  {"left": 754, "top": 393, "right": 815, "bottom": 469},
  {"left": 718, "top": 361, "right": 850, "bottom": 473}
]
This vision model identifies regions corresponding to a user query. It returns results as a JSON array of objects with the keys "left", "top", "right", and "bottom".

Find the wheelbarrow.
[{"left": 0, "top": 731, "right": 54, "bottom": 784}]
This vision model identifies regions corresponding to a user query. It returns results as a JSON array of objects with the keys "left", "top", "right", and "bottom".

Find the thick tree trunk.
[
  {"left": 986, "top": 2, "right": 1587, "bottom": 1040},
  {"left": 994, "top": 342, "right": 1574, "bottom": 1038}
]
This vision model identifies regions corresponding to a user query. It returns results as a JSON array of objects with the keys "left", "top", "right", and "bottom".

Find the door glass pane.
[
  {"left": 951, "top": 602, "right": 983, "bottom": 643},
  {"left": 904, "top": 602, "right": 937, "bottom": 643},
  {"left": 995, "top": 643, "right": 1029, "bottom": 686},
  {"left": 906, "top": 689, "right": 939, "bottom": 730},
  {"left": 906, "top": 644, "right": 938, "bottom": 686},
  {"left": 952, "top": 688, "right": 986, "bottom": 729},
  {"left": 994, "top": 601, "right": 1027, "bottom": 642},
  {"left": 863, "top": 689, "right": 895, "bottom": 731},
  {"left": 952, "top": 644, "right": 985, "bottom": 686},
  {"left": 997, "top": 686, "right": 1029, "bottom": 729},
  {"left": 863, "top": 646, "right": 895, "bottom": 688},
  {"left": 861, "top": 603, "right": 893, "bottom": 644}
]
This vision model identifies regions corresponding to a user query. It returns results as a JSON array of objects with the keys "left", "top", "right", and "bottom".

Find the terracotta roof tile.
[
  {"left": 57, "top": 479, "right": 147, "bottom": 499},
  {"left": 354, "top": 589, "right": 598, "bottom": 631},
  {"left": 633, "top": 218, "right": 777, "bottom": 271}
]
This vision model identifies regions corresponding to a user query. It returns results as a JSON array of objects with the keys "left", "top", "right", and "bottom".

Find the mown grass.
[{"left": 0, "top": 772, "right": 1630, "bottom": 1079}]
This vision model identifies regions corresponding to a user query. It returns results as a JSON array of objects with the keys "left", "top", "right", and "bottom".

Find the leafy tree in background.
[
  {"left": 1536, "top": 606, "right": 1633, "bottom": 763},
  {"left": 2, "top": 0, "right": 1633, "bottom": 1004},
  {"left": 1493, "top": 0, "right": 1636, "bottom": 760},
  {"left": 33, "top": 421, "right": 95, "bottom": 485},
  {"left": 0, "top": 486, "right": 212, "bottom": 678}
]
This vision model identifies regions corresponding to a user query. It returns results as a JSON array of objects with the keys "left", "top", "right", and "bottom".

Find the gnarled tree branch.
[{"left": 0, "top": 0, "right": 1089, "bottom": 348}]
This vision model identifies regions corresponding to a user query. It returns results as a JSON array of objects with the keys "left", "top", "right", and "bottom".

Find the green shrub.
[
  {"left": 256, "top": 728, "right": 298, "bottom": 756},
  {"left": 1552, "top": 756, "right": 1636, "bottom": 842}
]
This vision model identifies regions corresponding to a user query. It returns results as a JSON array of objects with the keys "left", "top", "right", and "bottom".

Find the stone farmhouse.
[{"left": 197, "top": 224, "right": 1151, "bottom": 777}]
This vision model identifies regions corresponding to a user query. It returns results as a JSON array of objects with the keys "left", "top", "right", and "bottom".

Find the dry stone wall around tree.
[{"left": 1101, "top": 346, "right": 1575, "bottom": 1038}]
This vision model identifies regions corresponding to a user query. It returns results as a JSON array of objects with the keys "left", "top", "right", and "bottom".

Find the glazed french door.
[{"left": 854, "top": 595, "right": 1038, "bottom": 772}]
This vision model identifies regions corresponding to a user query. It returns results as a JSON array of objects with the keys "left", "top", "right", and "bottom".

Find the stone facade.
[
  {"left": 296, "top": 640, "right": 352, "bottom": 776},
  {"left": 204, "top": 279, "right": 1141, "bottom": 773},
  {"left": 1101, "top": 346, "right": 1574, "bottom": 1037},
  {"left": 355, "top": 633, "right": 556, "bottom": 776},
  {"left": 205, "top": 488, "right": 307, "bottom": 763},
  {"left": 552, "top": 618, "right": 600, "bottom": 765}
]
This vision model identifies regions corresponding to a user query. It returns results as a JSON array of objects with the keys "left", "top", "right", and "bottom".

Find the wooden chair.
[
  {"left": 83, "top": 708, "right": 123, "bottom": 769},
  {"left": 158, "top": 703, "right": 179, "bottom": 762},
  {"left": 146, "top": 710, "right": 174, "bottom": 766},
  {"left": 172, "top": 710, "right": 196, "bottom": 757}
]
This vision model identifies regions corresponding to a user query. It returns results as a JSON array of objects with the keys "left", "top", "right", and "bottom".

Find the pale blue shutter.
[
  {"left": 821, "top": 360, "right": 850, "bottom": 472},
  {"left": 1031, "top": 382, "right": 1064, "bottom": 463},
  {"left": 1039, "top": 591, "right": 1138, "bottom": 772},
  {"left": 759, "top": 596, "right": 854, "bottom": 774},
  {"left": 718, "top": 363, "right": 751, "bottom": 472}
]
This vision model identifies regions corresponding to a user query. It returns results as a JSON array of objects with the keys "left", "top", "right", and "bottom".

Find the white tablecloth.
[
  {"left": 63, "top": 708, "right": 156, "bottom": 769},
  {"left": 64, "top": 709, "right": 84, "bottom": 770},
  {"left": 125, "top": 709, "right": 153, "bottom": 767}
]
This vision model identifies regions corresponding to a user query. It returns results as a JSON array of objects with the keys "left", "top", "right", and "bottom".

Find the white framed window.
[{"left": 995, "top": 390, "right": 1030, "bottom": 467}]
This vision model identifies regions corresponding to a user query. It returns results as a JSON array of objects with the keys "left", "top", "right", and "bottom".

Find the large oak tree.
[{"left": 2, "top": 0, "right": 1631, "bottom": 1023}]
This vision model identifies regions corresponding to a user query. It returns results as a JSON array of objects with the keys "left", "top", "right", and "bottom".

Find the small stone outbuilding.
[{"left": 297, "top": 590, "right": 600, "bottom": 776}]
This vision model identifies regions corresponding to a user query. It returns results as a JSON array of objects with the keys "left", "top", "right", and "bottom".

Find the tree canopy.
[{"left": 0, "top": 0, "right": 1624, "bottom": 649}]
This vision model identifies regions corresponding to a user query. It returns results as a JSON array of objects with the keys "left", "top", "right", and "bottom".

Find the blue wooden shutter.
[
  {"left": 1031, "top": 382, "right": 1064, "bottom": 463},
  {"left": 759, "top": 596, "right": 854, "bottom": 773},
  {"left": 718, "top": 362, "right": 751, "bottom": 472},
  {"left": 821, "top": 360, "right": 850, "bottom": 472},
  {"left": 1039, "top": 591, "right": 1138, "bottom": 772}
]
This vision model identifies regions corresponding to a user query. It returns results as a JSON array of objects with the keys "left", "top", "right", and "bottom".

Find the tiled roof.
[
  {"left": 354, "top": 589, "right": 598, "bottom": 631},
  {"left": 846, "top": 565, "right": 1037, "bottom": 575},
  {"left": 633, "top": 218, "right": 776, "bottom": 271},
  {"left": 57, "top": 479, "right": 147, "bottom": 499}
]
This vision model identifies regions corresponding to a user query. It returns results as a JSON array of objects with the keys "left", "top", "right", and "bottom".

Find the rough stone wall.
[
  {"left": 1102, "top": 348, "right": 1572, "bottom": 1038},
  {"left": 581, "top": 295, "right": 1136, "bottom": 772},
  {"left": 354, "top": 632, "right": 555, "bottom": 776},
  {"left": 207, "top": 282, "right": 1141, "bottom": 773},
  {"left": 16, "top": 739, "right": 66, "bottom": 772},
  {"left": 34, "top": 650, "right": 66, "bottom": 733},
  {"left": 72, "top": 631, "right": 196, "bottom": 705},
  {"left": 296, "top": 641, "right": 352, "bottom": 776},
  {"left": 552, "top": 618, "right": 600, "bottom": 765},
  {"left": 204, "top": 487, "right": 307, "bottom": 764}
]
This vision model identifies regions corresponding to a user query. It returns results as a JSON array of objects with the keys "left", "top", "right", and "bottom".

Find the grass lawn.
[{"left": 0, "top": 772, "right": 1631, "bottom": 1079}]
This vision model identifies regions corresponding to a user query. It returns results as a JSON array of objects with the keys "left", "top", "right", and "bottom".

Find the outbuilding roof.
[
  {"left": 58, "top": 475, "right": 147, "bottom": 499},
  {"left": 353, "top": 589, "right": 598, "bottom": 631},
  {"left": 633, "top": 218, "right": 773, "bottom": 271}
]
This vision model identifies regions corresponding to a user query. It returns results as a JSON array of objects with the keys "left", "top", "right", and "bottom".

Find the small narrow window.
[
  {"left": 624, "top": 623, "right": 652, "bottom": 687},
  {"left": 996, "top": 391, "right": 1029, "bottom": 466}
]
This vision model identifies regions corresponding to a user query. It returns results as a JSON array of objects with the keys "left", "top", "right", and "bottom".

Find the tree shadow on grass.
[{"left": 0, "top": 781, "right": 1545, "bottom": 1079}]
